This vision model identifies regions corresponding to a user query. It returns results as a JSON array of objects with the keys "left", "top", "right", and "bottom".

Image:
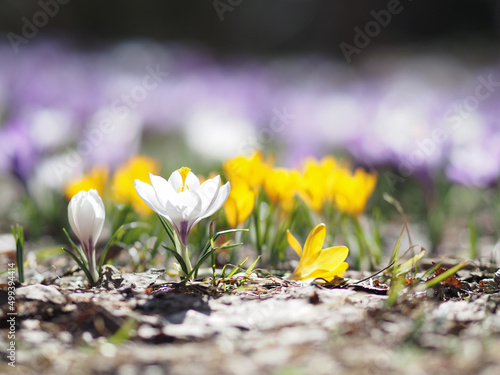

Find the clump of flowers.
[
  {"left": 296, "top": 155, "right": 377, "bottom": 218},
  {"left": 221, "top": 151, "right": 378, "bottom": 268}
]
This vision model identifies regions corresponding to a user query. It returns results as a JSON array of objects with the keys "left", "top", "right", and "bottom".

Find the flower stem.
[
  {"left": 179, "top": 242, "right": 193, "bottom": 276},
  {"left": 352, "top": 216, "right": 378, "bottom": 270}
]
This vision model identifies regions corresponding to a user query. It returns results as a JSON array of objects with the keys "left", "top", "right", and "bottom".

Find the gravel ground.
[{"left": 2, "top": 266, "right": 500, "bottom": 375}]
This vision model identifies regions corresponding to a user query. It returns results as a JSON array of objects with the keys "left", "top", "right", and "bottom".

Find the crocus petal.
[
  {"left": 184, "top": 171, "right": 201, "bottom": 190},
  {"left": 88, "top": 190, "right": 105, "bottom": 247},
  {"left": 297, "top": 223, "right": 326, "bottom": 269},
  {"left": 134, "top": 179, "right": 166, "bottom": 215},
  {"left": 197, "top": 175, "right": 221, "bottom": 214},
  {"left": 200, "top": 181, "right": 230, "bottom": 219},
  {"left": 286, "top": 230, "right": 303, "bottom": 257},
  {"left": 168, "top": 170, "right": 200, "bottom": 192},
  {"left": 164, "top": 190, "right": 203, "bottom": 245},
  {"left": 223, "top": 182, "right": 255, "bottom": 227},
  {"left": 68, "top": 191, "right": 84, "bottom": 240},
  {"left": 308, "top": 262, "right": 349, "bottom": 281},
  {"left": 299, "top": 246, "right": 348, "bottom": 278},
  {"left": 149, "top": 173, "right": 176, "bottom": 208}
]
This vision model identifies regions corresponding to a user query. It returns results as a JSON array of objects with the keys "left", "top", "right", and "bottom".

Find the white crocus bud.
[{"left": 68, "top": 189, "right": 105, "bottom": 282}]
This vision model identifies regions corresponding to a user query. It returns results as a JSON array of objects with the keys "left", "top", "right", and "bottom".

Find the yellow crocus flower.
[
  {"left": 64, "top": 166, "right": 108, "bottom": 200},
  {"left": 112, "top": 155, "right": 160, "bottom": 216},
  {"left": 297, "top": 156, "right": 339, "bottom": 213},
  {"left": 333, "top": 168, "right": 377, "bottom": 216},
  {"left": 224, "top": 182, "right": 256, "bottom": 227},
  {"left": 287, "top": 223, "right": 349, "bottom": 281},
  {"left": 264, "top": 167, "right": 300, "bottom": 211},
  {"left": 223, "top": 151, "right": 271, "bottom": 191}
]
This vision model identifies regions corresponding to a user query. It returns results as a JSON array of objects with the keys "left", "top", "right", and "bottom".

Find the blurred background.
[{"left": 1, "top": 0, "right": 500, "bottom": 257}]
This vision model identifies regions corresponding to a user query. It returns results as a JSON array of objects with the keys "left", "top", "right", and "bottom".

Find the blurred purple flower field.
[{"left": 1, "top": 40, "right": 500, "bottom": 192}]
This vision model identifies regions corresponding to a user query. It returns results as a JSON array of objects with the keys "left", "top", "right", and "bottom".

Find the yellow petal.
[
  {"left": 112, "top": 155, "right": 160, "bottom": 216},
  {"left": 64, "top": 166, "right": 108, "bottom": 200},
  {"left": 300, "top": 246, "right": 349, "bottom": 278},
  {"left": 223, "top": 182, "right": 255, "bottom": 227},
  {"left": 300, "top": 223, "right": 326, "bottom": 266},
  {"left": 306, "top": 261, "right": 349, "bottom": 281},
  {"left": 286, "top": 230, "right": 303, "bottom": 257}
]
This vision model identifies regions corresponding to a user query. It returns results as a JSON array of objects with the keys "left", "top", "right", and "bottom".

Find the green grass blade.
[
  {"left": 226, "top": 257, "right": 249, "bottom": 278},
  {"left": 424, "top": 261, "right": 467, "bottom": 289},
  {"left": 245, "top": 256, "right": 261, "bottom": 278},
  {"left": 63, "top": 228, "right": 87, "bottom": 263},
  {"left": 162, "top": 245, "right": 188, "bottom": 276},
  {"left": 61, "top": 247, "right": 94, "bottom": 284}
]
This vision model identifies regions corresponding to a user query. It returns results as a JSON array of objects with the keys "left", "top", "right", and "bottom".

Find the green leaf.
[
  {"left": 423, "top": 261, "right": 467, "bottom": 289},
  {"left": 389, "top": 223, "right": 407, "bottom": 266},
  {"left": 61, "top": 247, "right": 95, "bottom": 284},
  {"left": 63, "top": 228, "right": 87, "bottom": 265},
  {"left": 395, "top": 249, "right": 426, "bottom": 277},
  {"left": 108, "top": 318, "right": 138, "bottom": 346},
  {"left": 158, "top": 215, "right": 176, "bottom": 246},
  {"left": 245, "top": 256, "right": 261, "bottom": 278},
  {"left": 12, "top": 224, "right": 25, "bottom": 283},
  {"left": 162, "top": 245, "right": 189, "bottom": 276},
  {"left": 226, "top": 257, "right": 249, "bottom": 278}
]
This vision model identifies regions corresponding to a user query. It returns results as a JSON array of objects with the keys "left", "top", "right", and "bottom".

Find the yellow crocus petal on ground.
[
  {"left": 64, "top": 166, "right": 108, "bottom": 200},
  {"left": 286, "top": 230, "right": 303, "bottom": 257},
  {"left": 334, "top": 168, "right": 377, "bottom": 216},
  {"left": 299, "top": 223, "right": 327, "bottom": 267},
  {"left": 223, "top": 182, "right": 255, "bottom": 227},
  {"left": 112, "top": 155, "right": 160, "bottom": 216},
  {"left": 223, "top": 151, "right": 271, "bottom": 191},
  {"left": 288, "top": 223, "right": 349, "bottom": 282},
  {"left": 305, "top": 261, "right": 349, "bottom": 281},
  {"left": 299, "top": 246, "right": 349, "bottom": 278}
]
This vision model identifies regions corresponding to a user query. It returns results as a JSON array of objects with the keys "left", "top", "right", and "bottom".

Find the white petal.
[
  {"left": 134, "top": 179, "right": 165, "bottom": 215},
  {"left": 185, "top": 171, "right": 201, "bottom": 190},
  {"left": 200, "top": 181, "right": 231, "bottom": 220},
  {"left": 76, "top": 197, "right": 97, "bottom": 250},
  {"left": 88, "top": 189, "right": 105, "bottom": 247},
  {"left": 196, "top": 175, "right": 221, "bottom": 215},
  {"left": 149, "top": 173, "right": 176, "bottom": 207},
  {"left": 164, "top": 191, "right": 203, "bottom": 245},
  {"left": 164, "top": 191, "right": 202, "bottom": 223},
  {"left": 168, "top": 170, "right": 200, "bottom": 192},
  {"left": 68, "top": 191, "right": 84, "bottom": 240},
  {"left": 168, "top": 169, "right": 183, "bottom": 191}
]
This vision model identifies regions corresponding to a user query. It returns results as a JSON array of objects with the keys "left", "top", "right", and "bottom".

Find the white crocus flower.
[
  {"left": 135, "top": 167, "right": 230, "bottom": 246},
  {"left": 68, "top": 189, "right": 105, "bottom": 282}
]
